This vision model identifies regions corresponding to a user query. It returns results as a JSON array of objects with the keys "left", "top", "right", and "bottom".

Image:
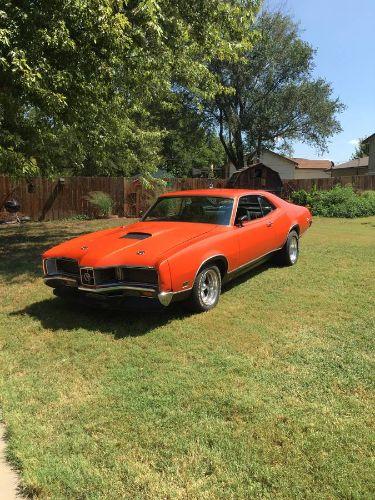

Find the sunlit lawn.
[{"left": 0, "top": 216, "right": 374, "bottom": 498}]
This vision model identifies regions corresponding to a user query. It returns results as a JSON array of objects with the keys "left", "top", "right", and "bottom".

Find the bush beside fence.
[{"left": 0, "top": 174, "right": 374, "bottom": 221}]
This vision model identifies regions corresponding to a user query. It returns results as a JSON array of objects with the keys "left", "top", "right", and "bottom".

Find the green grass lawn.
[{"left": 0, "top": 217, "right": 374, "bottom": 499}]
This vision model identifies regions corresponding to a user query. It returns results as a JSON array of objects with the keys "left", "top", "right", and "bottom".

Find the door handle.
[{"left": 266, "top": 221, "right": 273, "bottom": 227}]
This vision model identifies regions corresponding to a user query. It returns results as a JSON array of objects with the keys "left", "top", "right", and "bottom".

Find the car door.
[
  {"left": 234, "top": 195, "right": 273, "bottom": 267},
  {"left": 258, "top": 195, "right": 290, "bottom": 251}
]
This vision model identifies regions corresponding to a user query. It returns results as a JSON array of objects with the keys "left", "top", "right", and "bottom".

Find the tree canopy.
[
  {"left": 201, "top": 11, "right": 344, "bottom": 169},
  {"left": 0, "top": 3, "right": 344, "bottom": 178},
  {"left": 0, "top": 0, "right": 259, "bottom": 177}
]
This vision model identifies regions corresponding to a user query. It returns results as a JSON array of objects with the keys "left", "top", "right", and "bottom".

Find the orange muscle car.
[{"left": 42, "top": 189, "right": 312, "bottom": 312}]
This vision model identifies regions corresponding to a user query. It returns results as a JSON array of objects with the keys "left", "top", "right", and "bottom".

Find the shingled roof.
[
  {"left": 292, "top": 158, "right": 334, "bottom": 170},
  {"left": 331, "top": 157, "right": 369, "bottom": 170}
]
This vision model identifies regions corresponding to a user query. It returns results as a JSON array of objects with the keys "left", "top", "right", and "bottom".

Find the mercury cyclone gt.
[{"left": 42, "top": 189, "right": 312, "bottom": 312}]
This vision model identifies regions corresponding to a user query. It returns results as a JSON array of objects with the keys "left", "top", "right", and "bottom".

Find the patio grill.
[{"left": 4, "top": 198, "right": 21, "bottom": 223}]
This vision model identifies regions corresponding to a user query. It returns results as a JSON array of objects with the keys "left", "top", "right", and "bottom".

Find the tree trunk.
[
  {"left": 233, "top": 129, "right": 245, "bottom": 170},
  {"left": 218, "top": 108, "right": 238, "bottom": 168}
]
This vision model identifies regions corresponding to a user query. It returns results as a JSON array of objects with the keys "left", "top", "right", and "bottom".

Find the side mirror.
[{"left": 235, "top": 214, "right": 248, "bottom": 227}]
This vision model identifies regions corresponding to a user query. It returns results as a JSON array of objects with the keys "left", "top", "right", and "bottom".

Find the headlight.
[{"left": 44, "top": 258, "right": 57, "bottom": 275}]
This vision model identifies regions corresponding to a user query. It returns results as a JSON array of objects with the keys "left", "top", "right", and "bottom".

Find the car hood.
[{"left": 43, "top": 221, "right": 215, "bottom": 267}]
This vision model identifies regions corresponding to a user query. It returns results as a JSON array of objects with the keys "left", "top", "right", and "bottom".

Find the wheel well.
[
  {"left": 199, "top": 256, "right": 228, "bottom": 278},
  {"left": 290, "top": 224, "right": 300, "bottom": 236}
]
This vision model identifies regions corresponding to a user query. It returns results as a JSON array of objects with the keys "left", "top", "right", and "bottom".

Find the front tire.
[
  {"left": 276, "top": 230, "right": 299, "bottom": 266},
  {"left": 185, "top": 265, "right": 221, "bottom": 312}
]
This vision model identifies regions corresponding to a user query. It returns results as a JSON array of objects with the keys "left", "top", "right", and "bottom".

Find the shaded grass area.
[{"left": 0, "top": 217, "right": 374, "bottom": 498}]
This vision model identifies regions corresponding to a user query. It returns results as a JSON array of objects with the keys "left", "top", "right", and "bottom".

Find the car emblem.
[
  {"left": 137, "top": 250, "right": 145, "bottom": 255},
  {"left": 83, "top": 271, "right": 91, "bottom": 282},
  {"left": 81, "top": 246, "right": 88, "bottom": 251}
]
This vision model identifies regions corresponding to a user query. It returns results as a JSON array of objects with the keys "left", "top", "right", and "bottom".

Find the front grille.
[
  {"left": 78, "top": 266, "right": 158, "bottom": 288},
  {"left": 120, "top": 267, "right": 158, "bottom": 286},
  {"left": 95, "top": 268, "right": 117, "bottom": 285},
  {"left": 56, "top": 258, "right": 79, "bottom": 276},
  {"left": 80, "top": 268, "right": 95, "bottom": 286}
]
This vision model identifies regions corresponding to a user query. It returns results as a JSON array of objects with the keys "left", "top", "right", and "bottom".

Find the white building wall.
[
  {"left": 226, "top": 150, "right": 332, "bottom": 180},
  {"left": 259, "top": 151, "right": 295, "bottom": 179}
]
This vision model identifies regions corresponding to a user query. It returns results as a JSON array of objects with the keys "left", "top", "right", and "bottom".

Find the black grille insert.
[
  {"left": 56, "top": 259, "right": 79, "bottom": 276},
  {"left": 94, "top": 268, "right": 118, "bottom": 285},
  {"left": 121, "top": 267, "right": 158, "bottom": 285},
  {"left": 122, "top": 232, "right": 151, "bottom": 240}
]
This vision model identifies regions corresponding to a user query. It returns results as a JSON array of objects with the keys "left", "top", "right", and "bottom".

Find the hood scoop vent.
[{"left": 122, "top": 232, "right": 152, "bottom": 240}]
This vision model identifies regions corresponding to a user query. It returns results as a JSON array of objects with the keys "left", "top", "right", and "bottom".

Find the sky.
[{"left": 267, "top": 0, "right": 375, "bottom": 164}]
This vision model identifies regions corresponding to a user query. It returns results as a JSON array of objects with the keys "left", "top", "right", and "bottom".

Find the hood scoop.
[{"left": 122, "top": 232, "right": 152, "bottom": 240}]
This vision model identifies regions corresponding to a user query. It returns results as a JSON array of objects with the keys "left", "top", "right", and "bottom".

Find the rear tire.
[
  {"left": 184, "top": 265, "right": 221, "bottom": 312},
  {"left": 276, "top": 230, "right": 299, "bottom": 266}
]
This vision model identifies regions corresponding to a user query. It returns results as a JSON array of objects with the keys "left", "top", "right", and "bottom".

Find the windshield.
[{"left": 143, "top": 196, "right": 234, "bottom": 225}]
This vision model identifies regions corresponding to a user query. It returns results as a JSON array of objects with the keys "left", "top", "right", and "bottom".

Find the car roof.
[{"left": 159, "top": 189, "right": 274, "bottom": 199}]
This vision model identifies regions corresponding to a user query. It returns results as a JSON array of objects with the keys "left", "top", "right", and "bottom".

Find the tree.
[
  {"left": 351, "top": 138, "right": 369, "bottom": 160},
  {"left": 156, "top": 95, "right": 225, "bottom": 176},
  {"left": 0, "top": 0, "right": 260, "bottom": 177},
  {"left": 201, "top": 11, "right": 344, "bottom": 169}
]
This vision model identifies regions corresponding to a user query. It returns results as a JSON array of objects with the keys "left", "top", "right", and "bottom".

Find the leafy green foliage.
[
  {"left": 158, "top": 96, "right": 225, "bottom": 176},
  {"left": 202, "top": 11, "right": 344, "bottom": 169},
  {"left": 85, "top": 191, "right": 114, "bottom": 217},
  {"left": 351, "top": 138, "right": 370, "bottom": 160},
  {"left": 291, "top": 186, "right": 375, "bottom": 218},
  {"left": 0, "top": 0, "right": 260, "bottom": 178}
]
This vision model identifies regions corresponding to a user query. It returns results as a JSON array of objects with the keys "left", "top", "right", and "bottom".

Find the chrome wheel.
[
  {"left": 199, "top": 268, "right": 220, "bottom": 307},
  {"left": 289, "top": 236, "right": 298, "bottom": 264}
]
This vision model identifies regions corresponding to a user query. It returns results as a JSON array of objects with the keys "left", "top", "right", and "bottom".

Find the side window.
[
  {"left": 258, "top": 196, "right": 275, "bottom": 216},
  {"left": 235, "top": 195, "right": 263, "bottom": 223}
]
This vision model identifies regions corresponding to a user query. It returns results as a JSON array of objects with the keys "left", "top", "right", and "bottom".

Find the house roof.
[
  {"left": 292, "top": 158, "right": 334, "bottom": 170},
  {"left": 363, "top": 133, "right": 375, "bottom": 144},
  {"left": 263, "top": 150, "right": 333, "bottom": 169},
  {"left": 262, "top": 149, "right": 298, "bottom": 165},
  {"left": 229, "top": 150, "right": 334, "bottom": 170},
  {"left": 331, "top": 156, "right": 369, "bottom": 170}
]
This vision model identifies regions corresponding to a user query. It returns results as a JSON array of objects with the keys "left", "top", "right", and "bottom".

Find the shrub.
[
  {"left": 289, "top": 189, "right": 309, "bottom": 206},
  {"left": 86, "top": 191, "right": 114, "bottom": 218},
  {"left": 290, "top": 185, "right": 375, "bottom": 218}
]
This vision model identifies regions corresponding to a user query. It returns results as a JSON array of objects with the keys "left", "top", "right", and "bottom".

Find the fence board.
[{"left": 0, "top": 174, "right": 374, "bottom": 221}]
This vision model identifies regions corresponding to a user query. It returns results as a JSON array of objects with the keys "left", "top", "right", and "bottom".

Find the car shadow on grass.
[
  {"left": 15, "top": 296, "right": 190, "bottom": 339},
  {"left": 16, "top": 263, "right": 274, "bottom": 339}
]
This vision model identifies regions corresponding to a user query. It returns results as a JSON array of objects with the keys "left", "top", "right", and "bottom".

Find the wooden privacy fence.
[
  {"left": 282, "top": 174, "right": 375, "bottom": 196},
  {"left": 0, "top": 176, "right": 226, "bottom": 221},
  {"left": 0, "top": 174, "right": 374, "bottom": 221}
]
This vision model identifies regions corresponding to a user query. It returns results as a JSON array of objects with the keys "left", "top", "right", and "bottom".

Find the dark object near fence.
[
  {"left": 1, "top": 197, "right": 30, "bottom": 224},
  {"left": 226, "top": 163, "right": 283, "bottom": 194},
  {"left": 4, "top": 198, "right": 21, "bottom": 213}
]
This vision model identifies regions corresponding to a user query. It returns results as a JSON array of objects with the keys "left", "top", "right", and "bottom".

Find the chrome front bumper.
[{"left": 44, "top": 276, "right": 175, "bottom": 306}]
